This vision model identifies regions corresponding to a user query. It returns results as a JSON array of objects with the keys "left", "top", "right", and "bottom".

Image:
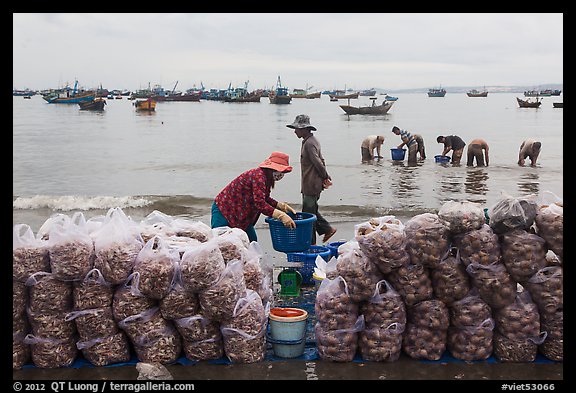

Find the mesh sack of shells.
[
  {"left": 494, "top": 289, "right": 541, "bottom": 342},
  {"left": 493, "top": 330, "right": 546, "bottom": 363},
  {"left": 159, "top": 266, "right": 200, "bottom": 320},
  {"left": 315, "top": 315, "right": 365, "bottom": 362},
  {"left": 449, "top": 288, "right": 492, "bottom": 328},
  {"left": 167, "top": 218, "right": 213, "bottom": 243},
  {"left": 355, "top": 217, "right": 410, "bottom": 274},
  {"left": 431, "top": 247, "right": 471, "bottom": 305},
  {"left": 132, "top": 325, "right": 182, "bottom": 364},
  {"left": 23, "top": 334, "right": 77, "bottom": 368},
  {"left": 335, "top": 246, "right": 384, "bottom": 303},
  {"left": 182, "top": 337, "right": 224, "bottom": 361},
  {"left": 360, "top": 279, "right": 406, "bottom": 330},
  {"left": 76, "top": 331, "right": 131, "bottom": 366},
  {"left": 13, "top": 280, "right": 28, "bottom": 319},
  {"left": 404, "top": 213, "right": 450, "bottom": 269},
  {"left": 13, "top": 224, "right": 50, "bottom": 282},
  {"left": 465, "top": 261, "right": 517, "bottom": 309},
  {"left": 92, "top": 208, "right": 144, "bottom": 285},
  {"left": 46, "top": 213, "right": 94, "bottom": 281},
  {"left": 27, "top": 308, "right": 76, "bottom": 340},
  {"left": 524, "top": 266, "right": 563, "bottom": 316},
  {"left": 112, "top": 276, "right": 158, "bottom": 322},
  {"left": 133, "top": 236, "right": 178, "bottom": 300},
  {"left": 500, "top": 229, "right": 547, "bottom": 283},
  {"left": 65, "top": 307, "right": 118, "bottom": 341},
  {"left": 358, "top": 322, "right": 405, "bottom": 362},
  {"left": 452, "top": 224, "right": 501, "bottom": 267},
  {"left": 199, "top": 260, "right": 247, "bottom": 322},
  {"left": 26, "top": 272, "right": 73, "bottom": 314},
  {"left": 174, "top": 313, "right": 221, "bottom": 343},
  {"left": 315, "top": 276, "right": 359, "bottom": 330},
  {"left": 488, "top": 193, "right": 539, "bottom": 234},
  {"left": 72, "top": 268, "right": 114, "bottom": 310},
  {"left": 539, "top": 307, "right": 563, "bottom": 361},
  {"left": 447, "top": 318, "right": 494, "bottom": 361},
  {"left": 407, "top": 299, "right": 450, "bottom": 330},
  {"left": 221, "top": 324, "right": 267, "bottom": 363},
  {"left": 13, "top": 331, "right": 30, "bottom": 370},
  {"left": 386, "top": 262, "right": 433, "bottom": 307},
  {"left": 534, "top": 198, "right": 563, "bottom": 261},
  {"left": 402, "top": 323, "right": 447, "bottom": 360},
  {"left": 438, "top": 200, "right": 485, "bottom": 235},
  {"left": 180, "top": 239, "right": 226, "bottom": 292}
]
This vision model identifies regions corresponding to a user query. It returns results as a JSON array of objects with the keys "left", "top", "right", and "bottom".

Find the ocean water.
[{"left": 13, "top": 92, "right": 563, "bottom": 232}]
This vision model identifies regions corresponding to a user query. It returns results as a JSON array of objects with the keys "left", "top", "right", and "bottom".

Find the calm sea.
[{"left": 13, "top": 92, "right": 563, "bottom": 232}]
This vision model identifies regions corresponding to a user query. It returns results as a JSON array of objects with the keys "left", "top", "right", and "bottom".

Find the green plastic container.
[{"left": 277, "top": 268, "right": 302, "bottom": 297}]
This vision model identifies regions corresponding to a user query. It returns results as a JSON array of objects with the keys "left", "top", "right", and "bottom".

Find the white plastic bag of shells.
[
  {"left": 430, "top": 247, "right": 471, "bottom": 305},
  {"left": 23, "top": 333, "right": 77, "bottom": 368},
  {"left": 335, "top": 243, "right": 383, "bottom": 303},
  {"left": 46, "top": 212, "right": 94, "bottom": 281},
  {"left": 165, "top": 217, "right": 213, "bottom": 243},
  {"left": 465, "top": 261, "right": 516, "bottom": 309},
  {"left": 13, "top": 280, "right": 28, "bottom": 330},
  {"left": 438, "top": 200, "right": 485, "bottom": 235},
  {"left": 488, "top": 192, "right": 539, "bottom": 234},
  {"left": 26, "top": 271, "right": 73, "bottom": 314},
  {"left": 139, "top": 210, "right": 175, "bottom": 243},
  {"left": 212, "top": 228, "right": 249, "bottom": 263},
  {"left": 13, "top": 330, "right": 31, "bottom": 370},
  {"left": 315, "top": 315, "right": 365, "bottom": 362},
  {"left": 534, "top": 191, "right": 563, "bottom": 261},
  {"left": 449, "top": 288, "right": 492, "bottom": 329},
  {"left": 212, "top": 226, "right": 250, "bottom": 249},
  {"left": 386, "top": 262, "right": 433, "bottom": 307},
  {"left": 131, "top": 325, "right": 182, "bottom": 365},
  {"left": 539, "top": 307, "right": 562, "bottom": 361},
  {"left": 524, "top": 266, "right": 563, "bottom": 316},
  {"left": 451, "top": 224, "right": 501, "bottom": 267},
  {"left": 404, "top": 213, "right": 450, "bottom": 269},
  {"left": 493, "top": 288, "right": 546, "bottom": 362},
  {"left": 112, "top": 274, "right": 158, "bottom": 322},
  {"left": 354, "top": 216, "right": 410, "bottom": 274},
  {"left": 221, "top": 289, "right": 268, "bottom": 363},
  {"left": 175, "top": 313, "right": 223, "bottom": 361},
  {"left": 92, "top": 208, "right": 144, "bottom": 285},
  {"left": 159, "top": 264, "right": 200, "bottom": 320},
  {"left": 360, "top": 279, "right": 406, "bottom": 330},
  {"left": 133, "top": 236, "right": 179, "bottom": 300},
  {"left": 13, "top": 224, "right": 50, "bottom": 282},
  {"left": 403, "top": 299, "right": 450, "bottom": 359},
  {"left": 198, "top": 259, "right": 247, "bottom": 322},
  {"left": 76, "top": 331, "right": 131, "bottom": 366},
  {"left": 242, "top": 242, "right": 268, "bottom": 299},
  {"left": 315, "top": 276, "right": 359, "bottom": 330},
  {"left": 73, "top": 268, "right": 114, "bottom": 310},
  {"left": 359, "top": 321, "right": 405, "bottom": 362},
  {"left": 180, "top": 239, "right": 226, "bottom": 292},
  {"left": 448, "top": 317, "right": 494, "bottom": 361},
  {"left": 500, "top": 229, "right": 547, "bottom": 284}
]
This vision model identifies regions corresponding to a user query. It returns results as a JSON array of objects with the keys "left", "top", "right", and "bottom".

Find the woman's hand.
[{"left": 277, "top": 202, "right": 296, "bottom": 215}]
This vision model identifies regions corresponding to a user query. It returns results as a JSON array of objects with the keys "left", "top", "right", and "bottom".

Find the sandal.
[{"left": 322, "top": 228, "right": 337, "bottom": 243}]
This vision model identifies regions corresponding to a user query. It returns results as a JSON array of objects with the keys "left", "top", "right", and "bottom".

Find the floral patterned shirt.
[{"left": 214, "top": 167, "right": 278, "bottom": 230}]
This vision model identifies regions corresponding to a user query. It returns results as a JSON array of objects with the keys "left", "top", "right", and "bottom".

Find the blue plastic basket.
[
  {"left": 327, "top": 241, "right": 346, "bottom": 258},
  {"left": 265, "top": 212, "right": 317, "bottom": 253},
  {"left": 435, "top": 155, "right": 451, "bottom": 163},
  {"left": 391, "top": 148, "right": 406, "bottom": 160},
  {"left": 286, "top": 245, "right": 331, "bottom": 285}
]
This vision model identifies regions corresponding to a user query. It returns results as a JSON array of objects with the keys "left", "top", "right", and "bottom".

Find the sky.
[{"left": 13, "top": 13, "right": 563, "bottom": 92}]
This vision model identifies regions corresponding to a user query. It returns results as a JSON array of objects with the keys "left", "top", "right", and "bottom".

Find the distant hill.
[{"left": 378, "top": 84, "right": 563, "bottom": 94}]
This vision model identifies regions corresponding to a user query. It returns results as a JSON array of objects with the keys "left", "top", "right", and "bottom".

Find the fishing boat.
[
  {"left": 134, "top": 97, "right": 157, "bottom": 111},
  {"left": 78, "top": 98, "right": 106, "bottom": 111},
  {"left": 339, "top": 98, "right": 394, "bottom": 115},
  {"left": 427, "top": 87, "right": 446, "bottom": 97},
  {"left": 516, "top": 97, "right": 542, "bottom": 108},
  {"left": 359, "top": 88, "right": 377, "bottom": 96},
  {"left": 223, "top": 81, "right": 262, "bottom": 102},
  {"left": 305, "top": 91, "right": 321, "bottom": 99},
  {"left": 329, "top": 91, "right": 359, "bottom": 100},
  {"left": 553, "top": 102, "right": 563, "bottom": 108},
  {"left": 524, "top": 90, "right": 540, "bottom": 97},
  {"left": 269, "top": 76, "right": 292, "bottom": 104},
  {"left": 466, "top": 89, "right": 488, "bottom": 97},
  {"left": 13, "top": 89, "right": 36, "bottom": 97},
  {"left": 154, "top": 91, "right": 202, "bottom": 102},
  {"left": 290, "top": 85, "right": 321, "bottom": 99},
  {"left": 384, "top": 95, "right": 398, "bottom": 101},
  {"left": 42, "top": 80, "right": 95, "bottom": 104}
]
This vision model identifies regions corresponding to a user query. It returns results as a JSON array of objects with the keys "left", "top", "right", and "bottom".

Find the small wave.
[{"left": 12, "top": 195, "right": 153, "bottom": 211}]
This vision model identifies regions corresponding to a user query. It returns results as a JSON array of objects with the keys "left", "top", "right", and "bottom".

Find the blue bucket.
[
  {"left": 435, "top": 155, "right": 450, "bottom": 163},
  {"left": 327, "top": 241, "right": 346, "bottom": 258},
  {"left": 267, "top": 308, "right": 308, "bottom": 358},
  {"left": 391, "top": 148, "right": 406, "bottom": 160}
]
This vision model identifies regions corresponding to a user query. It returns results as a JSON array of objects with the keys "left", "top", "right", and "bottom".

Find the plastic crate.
[
  {"left": 287, "top": 245, "right": 331, "bottom": 285},
  {"left": 265, "top": 212, "right": 317, "bottom": 252}
]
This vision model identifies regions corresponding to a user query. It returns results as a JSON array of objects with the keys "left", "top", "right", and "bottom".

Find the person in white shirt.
[
  {"left": 518, "top": 138, "right": 542, "bottom": 167},
  {"left": 361, "top": 135, "right": 385, "bottom": 162}
]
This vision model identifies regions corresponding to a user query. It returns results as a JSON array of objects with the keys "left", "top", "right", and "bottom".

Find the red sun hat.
[{"left": 259, "top": 151, "right": 292, "bottom": 173}]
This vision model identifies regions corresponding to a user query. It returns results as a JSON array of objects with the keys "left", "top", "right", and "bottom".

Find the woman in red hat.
[{"left": 211, "top": 151, "right": 297, "bottom": 242}]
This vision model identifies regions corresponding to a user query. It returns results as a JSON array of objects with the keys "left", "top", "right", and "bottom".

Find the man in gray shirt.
[{"left": 287, "top": 114, "right": 337, "bottom": 244}]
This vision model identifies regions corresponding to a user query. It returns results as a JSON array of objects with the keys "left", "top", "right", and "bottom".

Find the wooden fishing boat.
[
  {"left": 428, "top": 87, "right": 446, "bottom": 97},
  {"left": 339, "top": 98, "right": 394, "bottom": 115},
  {"left": 154, "top": 91, "right": 202, "bottom": 102},
  {"left": 516, "top": 97, "right": 541, "bottom": 108},
  {"left": 329, "top": 91, "right": 359, "bottom": 100},
  {"left": 553, "top": 102, "right": 563, "bottom": 108},
  {"left": 134, "top": 97, "right": 157, "bottom": 111},
  {"left": 384, "top": 95, "right": 398, "bottom": 101},
  {"left": 78, "top": 98, "right": 106, "bottom": 111},
  {"left": 43, "top": 80, "right": 95, "bottom": 104},
  {"left": 269, "top": 76, "right": 292, "bottom": 104},
  {"left": 305, "top": 91, "right": 321, "bottom": 99},
  {"left": 466, "top": 89, "right": 488, "bottom": 97}
]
